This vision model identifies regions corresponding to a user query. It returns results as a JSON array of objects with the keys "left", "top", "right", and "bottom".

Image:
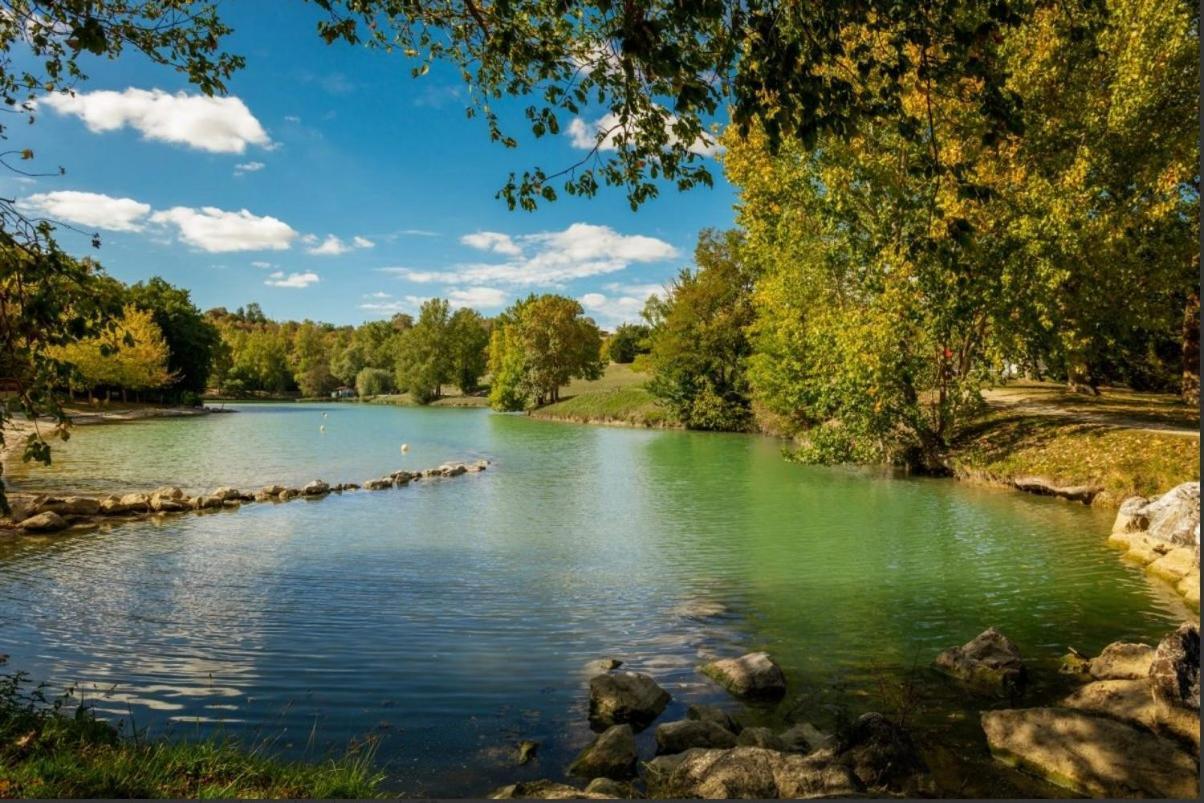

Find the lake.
[{"left": 0, "top": 403, "right": 1190, "bottom": 795}]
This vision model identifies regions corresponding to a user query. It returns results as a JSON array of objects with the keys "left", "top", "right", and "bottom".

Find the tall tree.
[
  {"left": 447, "top": 307, "right": 490, "bottom": 393},
  {"left": 488, "top": 294, "right": 602, "bottom": 409},
  {"left": 126, "top": 277, "right": 220, "bottom": 398},
  {"left": 396, "top": 299, "right": 453, "bottom": 403}
]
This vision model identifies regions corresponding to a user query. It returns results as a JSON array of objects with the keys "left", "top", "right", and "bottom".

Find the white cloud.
[
  {"left": 307, "top": 234, "right": 374, "bottom": 256},
  {"left": 580, "top": 291, "right": 652, "bottom": 327},
  {"left": 568, "top": 111, "right": 722, "bottom": 158},
  {"left": 385, "top": 223, "right": 678, "bottom": 287},
  {"left": 365, "top": 291, "right": 393, "bottom": 299},
  {"left": 448, "top": 286, "right": 509, "bottom": 308},
  {"left": 284, "top": 114, "right": 301, "bottom": 123},
  {"left": 234, "top": 161, "right": 265, "bottom": 175},
  {"left": 39, "top": 88, "right": 271, "bottom": 153},
  {"left": 264, "top": 271, "right": 319, "bottom": 288},
  {"left": 360, "top": 296, "right": 430, "bottom": 314},
  {"left": 251, "top": 260, "right": 274, "bottom": 269},
  {"left": 20, "top": 190, "right": 151, "bottom": 231},
  {"left": 151, "top": 206, "right": 296, "bottom": 252},
  {"left": 461, "top": 231, "right": 521, "bottom": 256}
]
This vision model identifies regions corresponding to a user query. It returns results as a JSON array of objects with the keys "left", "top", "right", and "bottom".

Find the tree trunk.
[{"left": 1182, "top": 290, "right": 1199, "bottom": 406}]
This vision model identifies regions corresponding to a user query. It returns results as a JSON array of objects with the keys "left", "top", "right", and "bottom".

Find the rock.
[
  {"left": 779, "top": 722, "right": 832, "bottom": 753},
  {"left": 98, "top": 495, "right": 123, "bottom": 514},
  {"left": 488, "top": 780, "right": 608, "bottom": 799},
  {"left": 152, "top": 485, "right": 186, "bottom": 501},
  {"left": 670, "top": 598, "right": 728, "bottom": 620},
  {"left": 150, "top": 491, "right": 188, "bottom": 512},
  {"left": 340, "top": 482, "right": 360, "bottom": 490},
  {"left": 260, "top": 484, "right": 286, "bottom": 496},
  {"left": 567, "top": 724, "right": 637, "bottom": 780},
  {"left": 364, "top": 478, "right": 393, "bottom": 490},
  {"left": 584, "top": 658, "right": 622, "bottom": 674},
  {"left": 192, "top": 495, "right": 224, "bottom": 510},
  {"left": 1123, "top": 532, "right": 1176, "bottom": 565},
  {"left": 686, "top": 703, "right": 741, "bottom": 734},
  {"left": 1113, "top": 495, "right": 1151, "bottom": 534},
  {"left": 1147, "top": 546, "right": 1200, "bottom": 582},
  {"left": 933, "top": 627, "right": 1025, "bottom": 694},
  {"left": 1089, "top": 642, "right": 1155, "bottom": 680},
  {"left": 1012, "top": 476, "right": 1101, "bottom": 504},
  {"left": 302, "top": 480, "right": 330, "bottom": 496},
  {"left": 735, "top": 726, "right": 784, "bottom": 750},
  {"left": 581, "top": 778, "right": 636, "bottom": 798},
  {"left": 700, "top": 652, "right": 787, "bottom": 699},
  {"left": 278, "top": 488, "right": 301, "bottom": 500},
  {"left": 209, "top": 486, "right": 243, "bottom": 502},
  {"left": 644, "top": 746, "right": 862, "bottom": 799},
  {"left": 1059, "top": 649, "right": 1092, "bottom": 677},
  {"left": 1063, "top": 678, "right": 1198, "bottom": 749},
  {"left": 587, "top": 672, "right": 670, "bottom": 731},
  {"left": 1141, "top": 482, "right": 1200, "bottom": 544},
  {"left": 981, "top": 707, "right": 1198, "bottom": 798},
  {"left": 832, "top": 712, "right": 925, "bottom": 791},
  {"left": 18, "top": 511, "right": 68, "bottom": 533},
  {"left": 517, "top": 740, "right": 539, "bottom": 765},
  {"left": 40, "top": 496, "right": 100, "bottom": 516},
  {"left": 1177, "top": 570, "right": 1199, "bottom": 606},
  {"left": 469, "top": 459, "right": 489, "bottom": 472},
  {"left": 655, "top": 719, "right": 737, "bottom": 754},
  {"left": 1148, "top": 623, "right": 1199, "bottom": 711},
  {"left": 440, "top": 463, "right": 467, "bottom": 477}
]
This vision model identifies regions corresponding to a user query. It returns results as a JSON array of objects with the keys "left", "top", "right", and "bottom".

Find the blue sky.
[{"left": 5, "top": 2, "right": 738, "bottom": 327}]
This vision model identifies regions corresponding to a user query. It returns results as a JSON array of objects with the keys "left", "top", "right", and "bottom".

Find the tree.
[
  {"left": 310, "top": 0, "right": 1031, "bottom": 212},
  {"left": 604, "top": 323, "right": 651, "bottom": 364},
  {"left": 48, "top": 304, "right": 174, "bottom": 402},
  {"left": 447, "top": 308, "right": 490, "bottom": 393},
  {"left": 126, "top": 277, "right": 220, "bottom": 398},
  {"left": 487, "top": 294, "right": 603, "bottom": 409},
  {"left": 647, "top": 230, "right": 753, "bottom": 431},
  {"left": 395, "top": 298, "right": 453, "bottom": 403},
  {"left": 290, "top": 322, "right": 338, "bottom": 398},
  {"left": 355, "top": 366, "right": 395, "bottom": 397}
]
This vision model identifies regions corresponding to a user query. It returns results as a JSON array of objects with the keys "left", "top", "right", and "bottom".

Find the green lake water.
[{"left": 0, "top": 403, "right": 1192, "bottom": 796}]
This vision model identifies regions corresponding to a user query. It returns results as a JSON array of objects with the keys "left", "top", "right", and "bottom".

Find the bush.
[
  {"left": 605, "top": 323, "right": 651, "bottom": 364},
  {"left": 355, "top": 367, "right": 394, "bottom": 398}
]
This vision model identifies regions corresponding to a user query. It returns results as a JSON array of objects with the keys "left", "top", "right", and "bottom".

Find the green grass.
[
  {"left": 366, "top": 389, "right": 490, "bottom": 408},
  {"left": 0, "top": 671, "right": 385, "bottom": 799},
  {"left": 950, "top": 410, "right": 1200, "bottom": 506},
  {"left": 529, "top": 364, "right": 680, "bottom": 427}
]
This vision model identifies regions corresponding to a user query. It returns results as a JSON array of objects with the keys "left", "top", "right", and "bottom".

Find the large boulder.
[
  {"left": 18, "top": 511, "right": 68, "bottom": 533},
  {"left": 581, "top": 778, "right": 636, "bottom": 798},
  {"left": 587, "top": 672, "right": 670, "bottom": 731},
  {"left": 150, "top": 490, "right": 189, "bottom": 512},
  {"left": 644, "top": 746, "right": 861, "bottom": 799},
  {"left": 686, "top": 703, "right": 741, "bottom": 734},
  {"left": 100, "top": 492, "right": 150, "bottom": 514},
  {"left": 1112, "top": 495, "right": 1151, "bottom": 535},
  {"left": 567, "top": 724, "right": 637, "bottom": 780},
  {"left": 39, "top": 496, "right": 100, "bottom": 516},
  {"left": 1063, "top": 678, "right": 1199, "bottom": 750},
  {"left": 1140, "top": 483, "right": 1200, "bottom": 545},
  {"left": 779, "top": 722, "right": 832, "bottom": 753},
  {"left": 1088, "top": 641, "right": 1155, "bottom": 680},
  {"left": 700, "top": 652, "right": 787, "bottom": 699},
  {"left": 981, "top": 707, "right": 1198, "bottom": 798},
  {"left": 1148, "top": 623, "right": 1200, "bottom": 712},
  {"left": 933, "top": 627, "right": 1025, "bottom": 694},
  {"left": 1147, "top": 546, "right": 1200, "bottom": 582},
  {"left": 655, "top": 719, "right": 738, "bottom": 754}
]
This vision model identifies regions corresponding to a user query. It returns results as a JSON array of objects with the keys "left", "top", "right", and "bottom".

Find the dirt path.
[{"left": 982, "top": 383, "right": 1200, "bottom": 438}]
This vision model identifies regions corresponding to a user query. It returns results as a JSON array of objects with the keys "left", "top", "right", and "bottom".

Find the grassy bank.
[
  {"left": 948, "top": 383, "right": 1199, "bottom": 506},
  {"left": 527, "top": 364, "right": 680, "bottom": 428},
  {"left": 0, "top": 670, "right": 383, "bottom": 799},
  {"left": 367, "top": 391, "right": 490, "bottom": 408}
]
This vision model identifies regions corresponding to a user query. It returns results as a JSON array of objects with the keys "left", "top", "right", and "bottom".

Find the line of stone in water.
[{"left": 1, "top": 459, "right": 489, "bottom": 536}]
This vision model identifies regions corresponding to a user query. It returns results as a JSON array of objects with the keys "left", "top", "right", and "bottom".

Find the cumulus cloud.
[
  {"left": 234, "top": 161, "right": 265, "bottom": 175},
  {"left": 384, "top": 223, "right": 678, "bottom": 287},
  {"left": 264, "top": 270, "right": 319, "bottom": 288},
  {"left": 461, "top": 231, "right": 521, "bottom": 256},
  {"left": 448, "top": 286, "right": 509, "bottom": 308},
  {"left": 307, "top": 234, "right": 375, "bottom": 256},
  {"left": 151, "top": 206, "right": 297, "bottom": 252},
  {"left": 251, "top": 260, "right": 275, "bottom": 269},
  {"left": 39, "top": 88, "right": 271, "bottom": 153},
  {"left": 20, "top": 190, "right": 151, "bottom": 231},
  {"left": 360, "top": 296, "right": 430, "bottom": 314},
  {"left": 568, "top": 111, "right": 722, "bottom": 158},
  {"left": 580, "top": 291, "right": 654, "bottom": 327}
]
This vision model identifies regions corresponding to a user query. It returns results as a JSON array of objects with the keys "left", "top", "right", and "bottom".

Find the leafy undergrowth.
[
  {"left": 530, "top": 386, "right": 680, "bottom": 428},
  {"left": 0, "top": 671, "right": 384, "bottom": 799},
  {"left": 950, "top": 413, "right": 1200, "bottom": 505}
]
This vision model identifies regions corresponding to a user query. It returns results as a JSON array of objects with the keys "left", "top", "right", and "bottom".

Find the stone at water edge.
[
  {"left": 780, "top": 721, "right": 833, "bottom": 753},
  {"left": 363, "top": 478, "right": 394, "bottom": 490},
  {"left": 1112, "top": 495, "right": 1151, "bottom": 534},
  {"left": 488, "top": 780, "right": 608, "bottom": 799},
  {"left": 566, "top": 724, "right": 637, "bottom": 780},
  {"left": 685, "top": 703, "right": 741, "bottom": 734},
  {"left": 1087, "top": 641, "right": 1155, "bottom": 680},
  {"left": 587, "top": 672, "right": 670, "bottom": 731},
  {"left": 583, "top": 657, "right": 622, "bottom": 674},
  {"left": 1148, "top": 622, "right": 1200, "bottom": 711},
  {"left": 581, "top": 777, "right": 636, "bottom": 798},
  {"left": 18, "top": 511, "right": 68, "bottom": 533},
  {"left": 980, "top": 707, "right": 1198, "bottom": 799},
  {"left": 933, "top": 627, "right": 1026, "bottom": 694},
  {"left": 1147, "top": 546, "right": 1200, "bottom": 582},
  {"left": 302, "top": 480, "right": 331, "bottom": 496},
  {"left": 700, "top": 651, "right": 788, "bottom": 699},
  {"left": 830, "top": 712, "right": 926, "bottom": 791},
  {"left": 734, "top": 726, "right": 784, "bottom": 750},
  {"left": 643, "top": 746, "right": 862, "bottom": 799},
  {"left": 1138, "top": 482, "right": 1200, "bottom": 545},
  {"left": 1063, "top": 678, "right": 1199, "bottom": 750},
  {"left": 655, "top": 719, "right": 738, "bottom": 754}
]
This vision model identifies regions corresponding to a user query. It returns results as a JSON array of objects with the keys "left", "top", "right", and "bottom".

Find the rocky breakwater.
[
  {"left": 488, "top": 652, "right": 932, "bottom": 799},
  {"left": 977, "top": 623, "right": 1200, "bottom": 798},
  {"left": 0, "top": 459, "right": 490, "bottom": 536},
  {"left": 1108, "top": 481, "right": 1200, "bottom": 607}
]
